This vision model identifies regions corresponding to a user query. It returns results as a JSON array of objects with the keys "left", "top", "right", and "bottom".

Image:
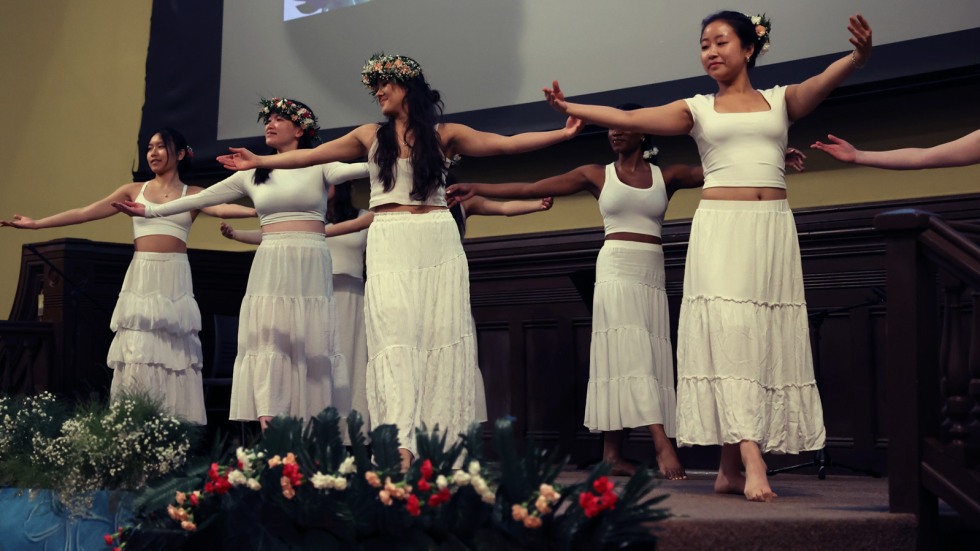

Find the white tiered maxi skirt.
[
  {"left": 229, "top": 232, "right": 346, "bottom": 421},
  {"left": 107, "top": 252, "right": 206, "bottom": 424},
  {"left": 364, "top": 211, "right": 478, "bottom": 455},
  {"left": 676, "top": 200, "right": 826, "bottom": 454},
  {"left": 334, "top": 274, "right": 369, "bottom": 436},
  {"left": 584, "top": 241, "right": 676, "bottom": 434}
]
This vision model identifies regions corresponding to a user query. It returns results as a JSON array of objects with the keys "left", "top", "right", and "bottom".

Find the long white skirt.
[
  {"left": 584, "top": 241, "right": 676, "bottom": 434},
  {"left": 676, "top": 200, "right": 825, "bottom": 454},
  {"left": 335, "top": 274, "right": 368, "bottom": 433},
  {"left": 107, "top": 252, "right": 206, "bottom": 424},
  {"left": 229, "top": 232, "right": 346, "bottom": 421},
  {"left": 364, "top": 211, "right": 478, "bottom": 455}
]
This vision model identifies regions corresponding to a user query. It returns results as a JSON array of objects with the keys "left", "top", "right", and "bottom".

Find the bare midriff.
[
  {"left": 701, "top": 186, "right": 787, "bottom": 201},
  {"left": 605, "top": 232, "right": 662, "bottom": 244},
  {"left": 261, "top": 220, "right": 326, "bottom": 234},
  {"left": 134, "top": 234, "right": 188, "bottom": 253},
  {"left": 372, "top": 203, "right": 448, "bottom": 214}
]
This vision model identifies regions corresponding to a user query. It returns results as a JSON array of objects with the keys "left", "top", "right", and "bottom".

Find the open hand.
[
  {"left": 110, "top": 200, "right": 147, "bottom": 217},
  {"left": 0, "top": 214, "right": 38, "bottom": 229},
  {"left": 811, "top": 134, "right": 857, "bottom": 163},
  {"left": 785, "top": 147, "right": 807, "bottom": 172},
  {"left": 848, "top": 14, "right": 872, "bottom": 67},
  {"left": 543, "top": 80, "right": 569, "bottom": 115},
  {"left": 446, "top": 183, "right": 476, "bottom": 208},
  {"left": 217, "top": 147, "right": 260, "bottom": 171}
]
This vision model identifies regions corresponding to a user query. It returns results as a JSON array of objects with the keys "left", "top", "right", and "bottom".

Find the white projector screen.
[{"left": 218, "top": 0, "right": 980, "bottom": 140}]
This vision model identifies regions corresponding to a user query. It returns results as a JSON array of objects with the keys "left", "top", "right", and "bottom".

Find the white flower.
[
  {"left": 751, "top": 16, "right": 761, "bottom": 24},
  {"left": 472, "top": 476, "right": 489, "bottom": 494},
  {"left": 436, "top": 475, "right": 448, "bottom": 490},
  {"left": 338, "top": 456, "right": 356, "bottom": 475},
  {"left": 467, "top": 461, "right": 481, "bottom": 476},
  {"left": 452, "top": 471, "right": 471, "bottom": 486},
  {"left": 642, "top": 147, "right": 659, "bottom": 160},
  {"left": 228, "top": 469, "right": 247, "bottom": 486},
  {"left": 481, "top": 492, "right": 496, "bottom": 504},
  {"left": 332, "top": 476, "right": 348, "bottom": 491},
  {"left": 312, "top": 472, "right": 332, "bottom": 490},
  {"left": 246, "top": 478, "right": 261, "bottom": 491}
]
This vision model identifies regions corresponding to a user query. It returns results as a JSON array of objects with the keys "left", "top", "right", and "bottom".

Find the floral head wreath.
[
  {"left": 258, "top": 97, "right": 321, "bottom": 144},
  {"left": 360, "top": 52, "right": 423, "bottom": 92},
  {"left": 748, "top": 13, "right": 772, "bottom": 56}
]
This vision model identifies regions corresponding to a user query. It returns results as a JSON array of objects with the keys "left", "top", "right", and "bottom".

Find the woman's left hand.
[
  {"left": 785, "top": 147, "right": 807, "bottom": 172},
  {"left": 217, "top": 147, "right": 260, "bottom": 171},
  {"left": 110, "top": 200, "right": 147, "bottom": 217},
  {"left": 563, "top": 116, "right": 584, "bottom": 138},
  {"left": 539, "top": 197, "right": 554, "bottom": 211},
  {"left": 847, "top": 14, "right": 872, "bottom": 66}
]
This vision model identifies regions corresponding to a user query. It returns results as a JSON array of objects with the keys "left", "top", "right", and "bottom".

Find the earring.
[{"left": 745, "top": 56, "right": 750, "bottom": 62}]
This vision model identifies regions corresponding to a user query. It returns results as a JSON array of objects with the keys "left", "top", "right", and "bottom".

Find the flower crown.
[
  {"left": 258, "top": 97, "right": 321, "bottom": 143},
  {"left": 748, "top": 13, "right": 772, "bottom": 56},
  {"left": 360, "top": 52, "right": 423, "bottom": 92}
]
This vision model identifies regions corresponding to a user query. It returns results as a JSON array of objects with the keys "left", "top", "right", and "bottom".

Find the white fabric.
[
  {"left": 598, "top": 163, "right": 668, "bottom": 237},
  {"left": 229, "top": 232, "right": 347, "bottom": 421},
  {"left": 364, "top": 211, "right": 477, "bottom": 455},
  {"left": 132, "top": 183, "right": 192, "bottom": 241},
  {"left": 144, "top": 162, "right": 368, "bottom": 225},
  {"left": 685, "top": 86, "right": 790, "bottom": 189},
  {"left": 107, "top": 252, "right": 206, "bottom": 424},
  {"left": 326, "top": 210, "right": 368, "bottom": 279},
  {"left": 367, "top": 136, "right": 447, "bottom": 209},
  {"left": 676, "top": 200, "right": 826, "bottom": 454},
  {"left": 584, "top": 241, "right": 675, "bottom": 434},
  {"left": 334, "top": 274, "right": 369, "bottom": 436}
]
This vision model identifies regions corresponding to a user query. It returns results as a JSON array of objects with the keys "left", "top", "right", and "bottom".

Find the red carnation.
[
  {"left": 189, "top": 493, "right": 199, "bottom": 506},
  {"left": 420, "top": 460, "right": 433, "bottom": 481},
  {"left": 406, "top": 494, "right": 421, "bottom": 516},
  {"left": 593, "top": 476, "right": 614, "bottom": 494},
  {"left": 104, "top": 534, "right": 114, "bottom": 545},
  {"left": 418, "top": 478, "right": 431, "bottom": 492},
  {"left": 428, "top": 487, "right": 451, "bottom": 507}
]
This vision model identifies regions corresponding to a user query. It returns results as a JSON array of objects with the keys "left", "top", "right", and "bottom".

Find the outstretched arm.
[
  {"left": 113, "top": 173, "right": 248, "bottom": 218},
  {"left": 811, "top": 130, "right": 980, "bottom": 169},
  {"left": 785, "top": 14, "right": 872, "bottom": 121},
  {"left": 661, "top": 165, "right": 706, "bottom": 199},
  {"left": 220, "top": 223, "right": 263, "bottom": 245},
  {"left": 218, "top": 125, "right": 375, "bottom": 171},
  {"left": 326, "top": 212, "right": 374, "bottom": 237},
  {"left": 443, "top": 117, "right": 583, "bottom": 158},
  {"left": 446, "top": 165, "right": 601, "bottom": 205},
  {"left": 463, "top": 196, "right": 554, "bottom": 217},
  {"left": 1, "top": 183, "right": 136, "bottom": 229},
  {"left": 191, "top": 187, "right": 256, "bottom": 218},
  {"left": 543, "top": 81, "right": 693, "bottom": 136}
]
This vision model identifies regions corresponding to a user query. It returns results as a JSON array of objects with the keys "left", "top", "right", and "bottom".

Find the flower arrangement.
[
  {"left": 642, "top": 146, "right": 659, "bottom": 161},
  {"left": 257, "top": 97, "right": 321, "bottom": 143},
  {"left": 0, "top": 391, "right": 195, "bottom": 516},
  {"left": 749, "top": 13, "right": 772, "bottom": 56},
  {"left": 111, "top": 408, "right": 670, "bottom": 550},
  {"left": 360, "top": 52, "right": 423, "bottom": 91}
]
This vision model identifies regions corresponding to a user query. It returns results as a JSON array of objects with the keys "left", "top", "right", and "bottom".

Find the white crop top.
[
  {"left": 326, "top": 209, "right": 369, "bottom": 279},
  {"left": 132, "top": 183, "right": 193, "bottom": 241},
  {"left": 143, "top": 162, "right": 369, "bottom": 225},
  {"left": 684, "top": 85, "right": 790, "bottom": 189},
  {"left": 367, "top": 138, "right": 447, "bottom": 209},
  {"left": 598, "top": 163, "right": 668, "bottom": 238}
]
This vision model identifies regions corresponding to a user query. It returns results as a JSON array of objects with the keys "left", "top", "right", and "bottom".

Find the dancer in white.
[
  {"left": 113, "top": 99, "right": 366, "bottom": 429},
  {"left": 543, "top": 12, "right": 872, "bottom": 501},
  {"left": 2, "top": 129, "right": 255, "bottom": 423},
  {"left": 218, "top": 53, "right": 582, "bottom": 470}
]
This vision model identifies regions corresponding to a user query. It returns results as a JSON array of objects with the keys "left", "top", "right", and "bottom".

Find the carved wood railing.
[{"left": 874, "top": 208, "right": 980, "bottom": 546}]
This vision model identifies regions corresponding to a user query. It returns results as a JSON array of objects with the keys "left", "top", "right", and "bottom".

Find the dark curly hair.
[
  {"left": 328, "top": 183, "right": 360, "bottom": 224},
  {"left": 701, "top": 10, "right": 767, "bottom": 70},
  {"left": 373, "top": 74, "right": 447, "bottom": 202}
]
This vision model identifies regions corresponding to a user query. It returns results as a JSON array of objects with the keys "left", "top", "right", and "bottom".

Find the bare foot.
[
  {"left": 608, "top": 459, "right": 637, "bottom": 477},
  {"left": 713, "top": 469, "right": 746, "bottom": 495},
  {"left": 656, "top": 447, "right": 687, "bottom": 480},
  {"left": 740, "top": 441, "right": 777, "bottom": 502}
]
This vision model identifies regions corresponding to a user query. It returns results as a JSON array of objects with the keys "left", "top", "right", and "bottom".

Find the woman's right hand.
[
  {"left": 446, "top": 183, "right": 477, "bottom": 207},
  {"left": 811, "top": 134, "right": 858, "bottom": 163},
  {"left": 219, "top": 222, "right": 236, "bottom": 240},
  {"left": 217, "top": 147, "right": 260, "bottom": 171},
  {"left": 543, "top": 80, "right": 569, "bottom": 115},
  {"left": 110, "top": 200, "right": 147, "bottom": 217},
  {"left": 0, "top": 214, "right": 38, "bottom": 229}
]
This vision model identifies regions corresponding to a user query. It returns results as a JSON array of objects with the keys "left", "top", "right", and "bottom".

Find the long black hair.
[
  {"left": 701, "top": 10, "right": 767, "bottom": 70},
  {"left": 328, "top": 183, "right": 360, "bottom": 224},
  {"left": 255, "top": 98, "right": 319, "bottom": 184},
  {"left": 150, "top": 127, "right": 192, "bottom": 176},
  {"left": 615, "top": 104, "right": 658, "bottom": 165},
  {"left": 374, "top": 75, "right": 446, "bottom": 201}
]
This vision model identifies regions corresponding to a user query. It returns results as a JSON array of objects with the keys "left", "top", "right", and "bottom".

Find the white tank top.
[
  {"left": 367, "top": 131, "right": 447, "bottom": 209},
  {"left": 132, "top": 183, "right": 193, "bottom": 241},
  {"left": 684, "top": 85, "right": 790, "bottom": 189},
  {"left": 598, "top": 163, "right": 667, "bottom": 238}
]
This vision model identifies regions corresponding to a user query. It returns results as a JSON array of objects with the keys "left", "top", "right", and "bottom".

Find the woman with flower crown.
[
  {"left": 216, "top": 53, "right": 583, "bottom": 470},
  {"left": 543, "top": 12, "right": 872, "bottom": 501},
  {"left": 446, "top": 106, "right": 805, "bottom": 480},
  {"left": 112, "top": 99, "right": 368, "bottom": 430},
  {"left": 1, "top": 128, "right": 256, "bottom": 424}
]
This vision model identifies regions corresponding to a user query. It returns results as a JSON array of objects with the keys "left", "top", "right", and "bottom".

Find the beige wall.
[{"left": 1, "top": 2, "right": 977, "bottom": 317}]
